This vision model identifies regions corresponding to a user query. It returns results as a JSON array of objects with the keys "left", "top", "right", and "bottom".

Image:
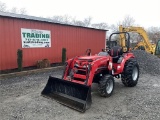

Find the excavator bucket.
[{"left": 41, "top": 76, "right": 92, "bottom": 112}]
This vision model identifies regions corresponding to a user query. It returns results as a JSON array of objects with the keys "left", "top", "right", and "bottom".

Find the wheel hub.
[
  {"left": 106, "top": 80, "right": 113, "bottom": 94},
  {"left": 132, "top": 66, "right": 138, "bottom": 81}
]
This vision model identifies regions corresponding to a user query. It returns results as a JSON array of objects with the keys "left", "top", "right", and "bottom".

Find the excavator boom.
[{"left": 119, "top": 25, "right": 156, "bottom": 54}]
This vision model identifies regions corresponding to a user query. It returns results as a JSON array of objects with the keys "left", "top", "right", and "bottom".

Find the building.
[{"left": 0, "top": 11, "right": 107, "bottom": 71}]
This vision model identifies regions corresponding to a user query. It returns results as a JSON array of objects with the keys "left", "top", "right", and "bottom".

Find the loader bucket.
[{"left": 41, "top": 76, "right": 92, "bottom": 112}]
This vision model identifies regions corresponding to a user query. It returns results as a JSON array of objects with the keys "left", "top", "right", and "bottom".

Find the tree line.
[
  {"left": 1, "top": 1, "right": 160, "bottom": 43},
  {"left": 0, "top": 1, "right": 27, "bottom": 14}
]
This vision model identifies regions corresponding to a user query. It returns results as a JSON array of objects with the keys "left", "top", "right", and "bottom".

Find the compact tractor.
[{"left": 41, "top": 32, "right": 140, "bottom": 112}]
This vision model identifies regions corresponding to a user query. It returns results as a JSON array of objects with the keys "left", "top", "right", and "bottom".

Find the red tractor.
[{"left": 41, "top": 32, "right": 139, "bottom": 112}]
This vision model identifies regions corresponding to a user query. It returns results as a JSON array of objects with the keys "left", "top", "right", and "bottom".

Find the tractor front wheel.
[
  {"left": 121, "top": 58, "right": 139, "bottom": 87},
  {"left": 98, "top": 75, "right": 114, "bottom": 97}
]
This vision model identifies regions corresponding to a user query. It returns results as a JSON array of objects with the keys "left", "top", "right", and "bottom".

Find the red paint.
[
  {"left": 0, "top": 17, "right": 106, "bottom": 70},
  {"left": 62, "top": 52, "right": 135, "bottom": 86},
  {"left": 62, "top": 55, "right": 112, "bottom": 86},
  {"left": 113, "top": 53, "right": 135, "bottom": 75}
]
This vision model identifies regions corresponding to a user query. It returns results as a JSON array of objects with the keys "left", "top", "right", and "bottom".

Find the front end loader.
[
  {"left": 41, "top": 32, "right": 140, "bottom": 112},
  {"left": 41, "top": 54, "right": 113, "bottom": 112}
]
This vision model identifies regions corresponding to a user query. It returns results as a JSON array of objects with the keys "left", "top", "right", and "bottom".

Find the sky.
[{"left": 1, "top": 0, "right": 160, "bottom": 29}]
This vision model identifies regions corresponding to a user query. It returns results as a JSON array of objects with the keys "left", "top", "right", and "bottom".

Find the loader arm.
[{"left": 119, "top": 25, "right": 156, "bottom": 54}]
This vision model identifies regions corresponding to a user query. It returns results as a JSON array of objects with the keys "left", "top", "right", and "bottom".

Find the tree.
[
  {"left": 120, "top": 15, "right": 135, "bottom": 27},
  {"left": 0, "top": 1, "right": 28, "bottom": 14},
  {"left": 50, "top": 15, "right": 63, "bottom": 23},
  {"left": 91, "top": 22, "right": 108, "bottom": 29},
  {"left": 109, "top": 15, "right": 139, "bottom": 45},
  {"left": 19, "top": 8, "right": 27, "bottom": 15},
  {"left": 10, "top": 7, "right": 18, "bottom": 14},
  {"left": 109, "top": 15, "right": 135, "bottom": 32},
  {"left": 49, "top": 15, "right": 72, "bottom": 24},
  {"left": 0, "top": 1, "right": 6, "bottom": 12},
  {"left": 72, "top": 20, "right": 85, "bottom": 26},
  {"left": 49, "top": 15, "right": 92, "bottom": 27},
  {"left": 71, "top": 17, "right": 92, "bottom": 27},
  {"left": 147, "top": 27, "right": 160, "bottom": 43},
  {"left": 62, "top": 15, "right": 72, "bottom": 24},
  {"left": 83, "top": 17, "right": 92, "bottom": 27},
  {"left": 109, "top": 24, "right": 119, "bottom": 32}
]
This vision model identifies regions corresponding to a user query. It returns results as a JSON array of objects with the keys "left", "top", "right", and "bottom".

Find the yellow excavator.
[{"left": 119, "top": 25, "right": 157, "bottom": 54}]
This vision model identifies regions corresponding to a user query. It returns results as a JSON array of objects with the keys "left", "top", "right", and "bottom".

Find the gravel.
[
  {"left": 0, "top": 50, "right": 160, "bottom": 120},
  {"left": 132, "top": 50, "right": 160, "bottom": 75}
]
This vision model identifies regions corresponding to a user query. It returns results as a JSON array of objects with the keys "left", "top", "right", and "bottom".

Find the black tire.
[
  {"left": 98, "top": 75, "right": 114, "bottom": 97},
  {"left": 121, "top": 58, "right": 139, "bottom": 87}
]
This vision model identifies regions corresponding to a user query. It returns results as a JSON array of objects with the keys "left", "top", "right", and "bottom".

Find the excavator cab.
[{"left": 155, "top": 40, "right": 160, "bottom": 58}]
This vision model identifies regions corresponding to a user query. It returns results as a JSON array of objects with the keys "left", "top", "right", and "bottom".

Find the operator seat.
[{"left": 109, "top": 46, "right": 123, "bottom": 63}]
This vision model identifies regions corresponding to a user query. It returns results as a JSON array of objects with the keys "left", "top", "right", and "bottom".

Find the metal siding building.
[{"left": 0, "top": 12, "right": 107, "bottom": 71}]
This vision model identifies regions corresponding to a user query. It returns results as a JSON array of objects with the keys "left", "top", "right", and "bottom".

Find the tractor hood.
[{"left": 78, "top": 55, "right": 106, "bottom": 62}]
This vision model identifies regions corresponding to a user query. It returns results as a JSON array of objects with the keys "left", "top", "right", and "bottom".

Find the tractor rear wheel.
[
  {"left": 121, "top": 58, "right": 139, "bottom": 87},
  {"left": 98, "top": 75, "right": 114, "bottom": 97}
]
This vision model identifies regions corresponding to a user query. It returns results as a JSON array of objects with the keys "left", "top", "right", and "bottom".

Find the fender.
[
  {"left": 114, "top": 53, "right": 135, "bottom": 74},
  {"left": 87, "top": 57, "right": 110, "bottom": 86}
]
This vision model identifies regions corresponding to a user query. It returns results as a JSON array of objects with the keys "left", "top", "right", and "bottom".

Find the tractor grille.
[
  {"left": 73, "top": 67, "right": 88, "bottom": 82},
  {"left": 76, "top": 69, "right": 86, "bottom": 75}
]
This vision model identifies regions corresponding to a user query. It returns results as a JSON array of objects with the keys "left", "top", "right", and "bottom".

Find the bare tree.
[
  {"left": 83, "top": 17, "right": 92, "bottom": 27},
  {"left": 50, "top": 15, "right": 72, "bottom": 24},
  {"left": 0, "top": 1, "right": 6, "bottom": 12},
  {"left": 10, "top": 7, "right": 18, "bottom": 14},
  {"left": 19, "top": 8, "right": 27, "bottom": 15},
  {"left": 71, "top": 17, "right": 92, "bottom": 27},
  {"left": 109, "top": 15, "right": 139, "bottom": 45},
  {"left": 49, "top": 15, "right": 92, "bottom": 27},
  {"left": 109, "top": 24, "right": 119, "bottom": 32},
  {"left": 49, "top": 15, "right": 106, "bottom": 29},
  {"left": 109, "top": 15, "right": 135, "bottom": 32},
  {"left": 0, "top": 1, "right": 28, "bottom": 14},
  {"left": 62, "top": 15, "right": 72, "bottom": 24},
  {"left": 121, "top": 15, "right": 135, "bottom": 27},
  {"left": 72, "top": 20, "right": 85, "bottom": 26},
  {"left": 50, "top": 15, "right": 63, "bottom": 23},
  {"left": 91, "top": 22, "right": 108, "bottom": 29},
  {"left": 147, "top": 27, "right": 160, "bottom": 43}
]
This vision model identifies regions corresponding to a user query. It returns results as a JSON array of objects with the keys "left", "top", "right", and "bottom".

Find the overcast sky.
[{"left": 1, "top": 0, "right": 160, "bottom": 28}]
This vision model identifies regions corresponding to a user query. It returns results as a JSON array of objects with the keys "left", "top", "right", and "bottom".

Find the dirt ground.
[{"left": 0, "top": 68, "right": 160, "bottom": 120}]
